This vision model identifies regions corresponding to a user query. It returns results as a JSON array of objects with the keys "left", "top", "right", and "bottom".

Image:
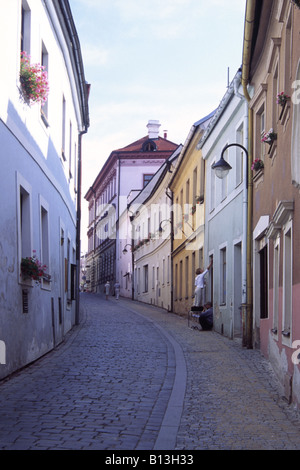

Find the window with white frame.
[
  {"left": 40, "top": 197, "right": 50, "bottom": 287},
  {"left": 143, "top": 265, "right": 148, "bottom": 293},
  {"left": 41, "top": 42, "right": 49, "bottom": 125},
  {"left": 21, "top": 1, "right": 31, "bottom": 55},
  {"left": 210, "top": 163, "right": 215, "bottom": 211},
  {"left": 282, "top": 222, "right": 292, "bottom": 339},
  {"left": 220, "top": 247, "right": 227, "bottom": 305},
  {"left": 62, "top": 95, "right": 66, "bottom": 161},
  {"left": 221, "top": 148, "right": 228, "bottom": 201},
  {"left": 236, "top": 123, "right": 244, "bottom": 186},
  {"left": 17, "top": 174, "right": 33, "bottom": 284},
  {"left": 185, "top": 256, "right": 189, "bottom": 299},
  {"left": 272, "top": 237, "right": 280, "bottom": 334}
]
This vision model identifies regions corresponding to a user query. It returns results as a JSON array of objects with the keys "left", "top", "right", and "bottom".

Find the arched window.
[{"left": 142, "top": 139, "right": 157, "bottom": 152}]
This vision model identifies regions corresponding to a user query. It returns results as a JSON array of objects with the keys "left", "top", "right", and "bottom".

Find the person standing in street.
[
  {"left": 194, "top": 259, "right": 213, "bottom": 307},
  {"left": 105, "top": 281, "right": 110, "bottom": 300},
  {"left": 114, "top": 281, "right": 120, "bottom": 300}
]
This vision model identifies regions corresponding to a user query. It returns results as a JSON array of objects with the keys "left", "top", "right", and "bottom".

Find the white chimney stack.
[{"left": 147, "top": 120, "right": 161, "bottom": 139}]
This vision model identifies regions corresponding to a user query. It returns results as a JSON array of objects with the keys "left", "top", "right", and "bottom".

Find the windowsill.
[
  {"left": 253, "top": 169, "right": 264, "bottom": 188},
  {"left": 40, "top": 111, "right": 49, "bottom": 128}
]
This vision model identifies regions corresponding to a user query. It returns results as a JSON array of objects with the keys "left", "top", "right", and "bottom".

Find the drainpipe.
[
  {"left": 166, "top": 188, "right": 173, "bottom": 312},
  {"left": 75, "top": 128, "right": 87, "bottom": 325},
  {"left": 241, "top": 0, "right": 256, "bottom": 348},
  {"left": 233, "top": 69, "right": 249, "bottom": 345}
]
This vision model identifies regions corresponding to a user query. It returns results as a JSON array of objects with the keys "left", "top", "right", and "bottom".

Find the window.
[
  {"left": 40, "top": 197, "right": 50, "bottom": 287},
  {"left": 143, "top": 265, "right": 148, "bottom": 293},
  {"left": 21, "top": 1, "right": 31, "bottom": 55},
  {"left": 220, "top": 247, "right": 227, "bottom": 305},
  {"left": 258, "top": 105, "right": 265, "bottom": 158},
  {"left": 283, "top": 224, "right": 292, "bottom": 338},
  {"left": 210, "top": 164, "right": 215, "bottom": 211},
  {"left": 142, "top": 140, "right": 157, "bottom": 152},
  {"left": 185, "top": 256, "right": 189, "bottom": 299},
  {"left": 221, "top": 148, "right": 228, "bottom": 201},
  {"left": 69, "top": 121, "right": 72, "bottom": 181},
  {"left": 17, "top": 176, "right": 32, "bottom": 260},
  {"left": 62, "top": 95, "right": 66, "bottom": 160},
  {"left": 193, "top": 168, "right": 197, "bottom": 205},
  {"left": 137, "top": 268, "right": 140, "bottom": 294},
  {"left": 17, "top": 174, "right": 32, "bottom": 282},
  {"left": 259, "top": 245, "right": 268, "bottom": 319},
  {"left": 174, "top": 264, "right": 178, "bottom": 300},
  {"left": 236, "top": 123, "right": 244, "bottom": 186},
  {"left": 143, "top": 174, "right": 153, "bottom": 187},
  {"left": 273, "top": 238, "right": 280, "bottom": 334},
  {"left": 41, "top": 42, "right": 49, "bottom": 125},
  {"left": 179, "top": 260, "right": 183, "bottom": 300},
  {"left": 284, "top": 11, "right": 292, "bottom": 91},
  {"left": 186, "top": 179, "right": 190, "bottom": 205},
  {"left": 272, "top": 63, "right": 279, "bottom": 130}
]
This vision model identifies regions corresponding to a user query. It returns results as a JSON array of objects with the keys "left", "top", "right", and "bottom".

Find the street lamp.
[
  {"left": 211, "top": 142, "right": 252, "bottom": 349},
  {"left": 122, "top": 244, "right": 132, "bottom": 254},
  {"left": 158, "top": 219, "right": 172, "bottom": 233},
  {"left": 212, "top": 143, "right": 248, "bottom": 181}
]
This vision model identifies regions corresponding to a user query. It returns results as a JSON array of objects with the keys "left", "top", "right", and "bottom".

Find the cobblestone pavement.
[{"left": 0, "top": 293, "right": 300, "bottom": 450}]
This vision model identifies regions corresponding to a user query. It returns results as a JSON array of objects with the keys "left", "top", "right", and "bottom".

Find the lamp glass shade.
[{"left": 212, "top": 158, "right": 232, "bottom": 180}]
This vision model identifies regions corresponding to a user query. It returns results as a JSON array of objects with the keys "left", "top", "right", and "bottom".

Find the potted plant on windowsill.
[
  {"left": 21, "top": 251, "right": 47, "bottom": 285},
  {"left": 20, "top": 51, "right": 49, "bottom": 106},
  {"left": 251, "top": 158, "right": 264, "bottom": 172},
  {"left": 261, "top": 128, "right": 277, "bottom": 145},
  {"left": 277, "top": 92, "right": 290, "bottom": 120}
]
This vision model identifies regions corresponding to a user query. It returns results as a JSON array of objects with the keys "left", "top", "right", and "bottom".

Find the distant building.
[
  {"left": 126, "top": 145, "right": 181, "bottom": 310},
  {"left": 169, "top": 112, "right": 214, "bottom": 316},
  {"left": 0, "top": 1, "right": 89, "bottom": 379},
  {"left": 84, "top": 121, "right": 178, "bottom": 295}
]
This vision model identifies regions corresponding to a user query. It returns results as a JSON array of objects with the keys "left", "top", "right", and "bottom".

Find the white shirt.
[{"left": 195, "top": 269, "right": 208, "bottom": 288}]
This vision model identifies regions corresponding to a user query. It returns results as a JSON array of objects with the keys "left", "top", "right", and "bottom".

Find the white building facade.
[
  {"left": 85, "top": 121, "right": 178, "bottom": 296},
  {"left": 125, "top": 147, "right": 181, "bottom": 310},
  {"left": 0, "top": 0, "right": 89, "bottom": 379},
  {"left": 198, "top": 69, "right": 249, "bottom": 340}
]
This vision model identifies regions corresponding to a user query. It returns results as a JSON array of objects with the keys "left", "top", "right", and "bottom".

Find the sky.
[{"left": 69, "top": 0, "right": 246, "bottom": 252}]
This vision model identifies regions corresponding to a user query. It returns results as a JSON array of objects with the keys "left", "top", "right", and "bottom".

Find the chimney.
[
  {"left": 164, "top": 130, "right": 168, "bottom": 139},
  {"left": 147, "top": 120, "right": 161, "bottom": 139}
]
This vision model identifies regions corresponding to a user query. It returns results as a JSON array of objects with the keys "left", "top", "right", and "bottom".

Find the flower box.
[
  {"left": 251, "top": 158, "right": 264, "bottom": 171},
  {"left": 21, "top": 252, "right": 47, "bottom": 284},
  {"left": 20, "top": 52, "right": 49, "bottom": 106}
]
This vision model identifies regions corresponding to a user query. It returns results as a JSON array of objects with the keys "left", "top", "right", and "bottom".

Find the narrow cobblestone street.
[{"left": 0, "top": 293, "right": 300, "bottom": 451}]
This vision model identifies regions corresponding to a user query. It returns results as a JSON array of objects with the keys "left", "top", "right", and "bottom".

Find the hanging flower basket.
[
  {"left": 251, "top": 158, "right": 264, "bottom": 171},
  {"left": 20, "top": 51, "right": 49, "bottom": 105},
  {"left": 21, "top": 251, "right": 47, "bottom": 284},
  {"left": 261, "top": 128, "right": 277, "bottom": 145}
]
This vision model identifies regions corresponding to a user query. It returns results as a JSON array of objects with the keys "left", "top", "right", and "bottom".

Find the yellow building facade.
[{"left": 169, "top": 114, "right": 214, "bottom": 315}]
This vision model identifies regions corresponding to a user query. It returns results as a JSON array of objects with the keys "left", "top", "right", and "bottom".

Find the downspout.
[
  {"left": 241, "top": 0, "right": 256, "bottom": 348},
  {"left": 166, "top": 188, "right": 173, "bottom": 312},
  {"left": 75, "top": 128, "right": 87, "bottom": 325},
  {"left": 233, "top": 69, "right": 248, "bottom": 345}
]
